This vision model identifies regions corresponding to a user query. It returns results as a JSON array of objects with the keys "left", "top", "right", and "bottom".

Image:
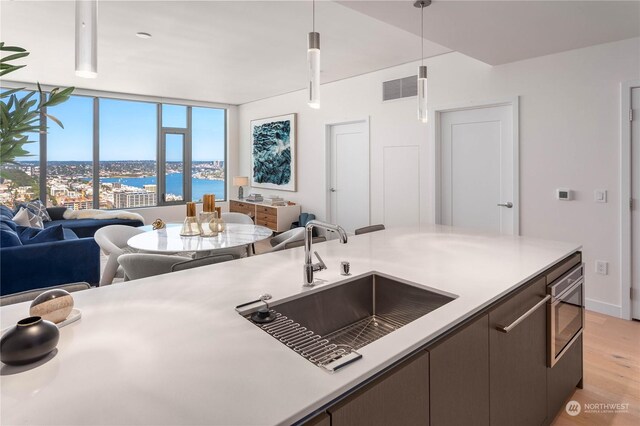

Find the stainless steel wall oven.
[{"left": 547, "top": 263, "right": 584, "bottom": 367}]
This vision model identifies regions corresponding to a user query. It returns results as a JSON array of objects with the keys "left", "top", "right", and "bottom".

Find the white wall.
[{"left": 237, "top": 37, "right": 640, "bottom": 317}]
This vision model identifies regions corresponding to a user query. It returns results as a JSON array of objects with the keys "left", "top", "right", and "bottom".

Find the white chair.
[
  {"left": 354, "top": 224, "right": 386, "bottom": 235},
  {"left": 221, "top": 212, "right": 254, "bottom": 224},
  {"left": 0, "top": 282, "right": 92, "bottom": 307},
  {"left": 94, "top": 225, "right": 146, "bottom": 285},
  {"left": 117, "top": 253, "right": 236, "bottom": 281},
  {"left": 267, "top": 228, "right": 327, "bottom": 252},
  {"left": 221, "top": 212, "right": 256, "bottom": 255}
]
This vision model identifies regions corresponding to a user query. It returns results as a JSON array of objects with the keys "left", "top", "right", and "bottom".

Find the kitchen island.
[{"left": 0, "top": 225, "right": 582, "bottom": 425}]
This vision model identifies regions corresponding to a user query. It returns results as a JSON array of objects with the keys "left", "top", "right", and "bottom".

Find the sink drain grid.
[{"left": 249, "top": 311, "right": 362, "bottom": 372}]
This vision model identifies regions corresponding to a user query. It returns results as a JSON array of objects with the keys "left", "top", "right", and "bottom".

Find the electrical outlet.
[{"left": 595, "top": 260, "right": 609, "bottom": 275}]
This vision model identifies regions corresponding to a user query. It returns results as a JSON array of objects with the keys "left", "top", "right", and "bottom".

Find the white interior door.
[
  {"left": 631, "top": 88, "right": 640, "bottom": 319},
  {"left": 439, "top": 104, "right": 517, "bottom": 234},
  {"left": 328, "top": 120, "right": 369, "bottom": 234}
]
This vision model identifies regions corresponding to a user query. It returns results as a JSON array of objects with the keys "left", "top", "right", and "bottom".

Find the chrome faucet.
[{"left": 304, "top": 220, "right": 348, "bottom": 286}]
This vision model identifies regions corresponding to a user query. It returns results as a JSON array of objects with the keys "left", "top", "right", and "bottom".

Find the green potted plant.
[{"left": 1, "top": 42, "right": 74, "bottom": 166}]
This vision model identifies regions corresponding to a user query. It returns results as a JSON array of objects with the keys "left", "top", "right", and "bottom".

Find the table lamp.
[{"left": 233, "top": 176, "right": 249, "bottom": 199}]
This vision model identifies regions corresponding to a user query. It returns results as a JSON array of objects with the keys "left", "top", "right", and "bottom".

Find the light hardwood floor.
[{"left": 551, "top": 311, "right": 640, "bottom": 425}]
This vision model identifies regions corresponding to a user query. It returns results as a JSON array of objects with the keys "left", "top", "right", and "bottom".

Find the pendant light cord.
[
  {"left": 421, "top": 4, "right": 424, "bottom": 66},
  {"left": 313, "top": 0, "right": 315, "bottom": 33}
]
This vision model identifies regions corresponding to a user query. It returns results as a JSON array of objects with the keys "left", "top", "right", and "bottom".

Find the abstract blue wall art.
[{"left": 250, "top": 113, "right": 297, "bottom": 191}]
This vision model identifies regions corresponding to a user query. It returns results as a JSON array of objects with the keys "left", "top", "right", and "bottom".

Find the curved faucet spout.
[{"left": 303, "top": 220, "right": 348, "bottom": 286}]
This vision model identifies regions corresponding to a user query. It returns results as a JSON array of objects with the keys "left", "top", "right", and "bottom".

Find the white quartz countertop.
[{"left": 0, "top": 225, "right": 580, "bottom": 426}]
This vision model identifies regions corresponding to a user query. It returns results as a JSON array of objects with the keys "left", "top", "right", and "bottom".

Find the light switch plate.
[{"left": 594, "top": 189, "right": 607, "bottom": 203}]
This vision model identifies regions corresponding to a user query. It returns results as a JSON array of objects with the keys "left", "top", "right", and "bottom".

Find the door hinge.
[
  {"left": 632, "top": 287, "right": 634, "bottom": 300},
  {"left": 631, "top": 198, "right": 635, "bottom": 211},
  {"left": 630, "top": 109, "right": 634, "bottom": 122}
]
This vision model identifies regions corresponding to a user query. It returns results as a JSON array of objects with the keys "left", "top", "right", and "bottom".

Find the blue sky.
[{"left": 17, "top": 93, "right": 225, "bottom": 162}]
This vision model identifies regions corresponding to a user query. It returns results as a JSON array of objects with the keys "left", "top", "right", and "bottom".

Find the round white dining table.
[{"left": 127, "top": 223, "right": 272, "bottom": 255}]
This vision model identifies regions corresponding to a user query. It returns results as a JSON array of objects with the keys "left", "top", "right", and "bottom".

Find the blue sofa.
[
  {"left": 0, "top": 205, "right": 142, "bottom": 296},
  {"left": 43, "top": 206, "right": 144, "bottom": 238}
]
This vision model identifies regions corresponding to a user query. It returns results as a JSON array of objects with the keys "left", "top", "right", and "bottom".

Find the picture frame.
[{"left": 250, "top": 113, "right": 297, "bottom": 192}]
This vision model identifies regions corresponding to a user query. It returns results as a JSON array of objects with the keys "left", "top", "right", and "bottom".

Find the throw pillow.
[
  {"left": 13, "top": 208, "right": 44, "bottom": 229},
  {"left": 16, "top": 199, "right": 51, "bottom": 222},
  {"left": 16, "top": 225, "right": 65, "bottom": 245},
  {"left": 46, "top": 206, "right": 68, "bottom": 221},
  {"left": 0, "top": 221, "right": 22, "bottom": 247},
  {"left": 0, "top": 205, "right": 15, "bottom": 219}
]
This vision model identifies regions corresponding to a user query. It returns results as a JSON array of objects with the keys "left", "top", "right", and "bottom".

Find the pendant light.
[
  {"left": 415, "top": 0, "right": 431, "bottom": 123},
  {"left": 308, "top": 0, "right": 320, "bottom": 109},
  {"left": 75, "top": 0, "right": 98, "bottom": 78}
]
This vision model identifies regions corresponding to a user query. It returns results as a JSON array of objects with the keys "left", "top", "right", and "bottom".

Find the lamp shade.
[{"left": 233, "top": 176, "right": 249, "bottom": 186}]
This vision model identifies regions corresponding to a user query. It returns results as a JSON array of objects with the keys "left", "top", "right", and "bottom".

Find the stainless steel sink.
[{"left": 237, "top": 273, "right": 456, "bottom": 372}]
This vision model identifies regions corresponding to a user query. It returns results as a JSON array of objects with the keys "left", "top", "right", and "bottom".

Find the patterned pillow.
[
  {"left": 17, "top": 199, "right": 51, "bottom": 222},
  {"left": 13, "top": 207, "right": 44, "bottom": 229}
]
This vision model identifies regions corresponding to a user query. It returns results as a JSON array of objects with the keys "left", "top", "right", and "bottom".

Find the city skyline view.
[{"left": 0, "top": 93, "right": 226, "bottom": 209}]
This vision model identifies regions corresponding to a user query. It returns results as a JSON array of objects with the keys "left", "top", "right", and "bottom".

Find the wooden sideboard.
[{"left": 229, "top": 200, "right": 301, "bottom": 232}]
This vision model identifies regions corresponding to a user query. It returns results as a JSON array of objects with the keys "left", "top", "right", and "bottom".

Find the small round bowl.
[{"left": 0, "top": 316, "right": 60, "bottom": 365}]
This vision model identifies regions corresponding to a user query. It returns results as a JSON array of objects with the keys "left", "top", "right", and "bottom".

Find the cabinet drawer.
[
  {"left": 229, "top": 201, "right": 254, "bottom": 215},
  {"left": 256, "top": 205, "right": 276, "bottom": 215},
  {"left": 256, "top": 212, "right": 276, "bottom": 221},
  {"left": 489, "top": 276, "right": 548, "bottom": 426},
  {"left": 328, "top": 350, "right": 429, "bottom": 426},
  {"left": 256, "top": 218, "right": 277, "bottom": 230}
]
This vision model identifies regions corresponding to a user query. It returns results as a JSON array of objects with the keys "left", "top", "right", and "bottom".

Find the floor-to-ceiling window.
[
  {"left": 99, "top": 99, "right": 157, "bottom": 209},
  {"left": 192, "top": 107, "right": 226, "bottom": 202},
  {"left": 46, "top": 95, "right": 94, "bottom": 210},
  {"left": 1, "top": 86, "right": 227, "bottom": 210}
]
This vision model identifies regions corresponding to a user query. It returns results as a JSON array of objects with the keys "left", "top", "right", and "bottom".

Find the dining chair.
[
  {"left": 221, "top": 212, "right": 257, "bottom": 255},
  {"left": 354, "top": 224, "right": 386, "bottom": 235},
  {"left": 94, "top": 225, "right": 146, "bottom": 285},
  {"left": 268, "top": 228, "right": 327, "bottom": 252},
  {"left": 221, "top": 212, "right": 254, "bottom": 224},
  {"left": 0, "top": 282, "right": 91, "bottom": 307},
  {"left": 117, "top": 253, "right": 236, "bottom": 281}
]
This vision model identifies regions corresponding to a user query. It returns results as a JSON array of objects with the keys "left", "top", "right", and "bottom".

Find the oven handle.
[
  {"left": 550, "top": 277, "right": 584, "bottom": 305},
  {"left": 497, "top": 294, "right": 551, "bottom": 333}
]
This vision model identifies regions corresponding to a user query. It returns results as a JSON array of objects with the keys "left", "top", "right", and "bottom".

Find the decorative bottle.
[
  {"left": 180, "top": 202, "right": 202, "bottom": 236},
  {"left": 199, "top": 194, "right": 217, "bottom": 237},
  {"left": 207, "top": 211, "right": 220, "bottom": 237}
]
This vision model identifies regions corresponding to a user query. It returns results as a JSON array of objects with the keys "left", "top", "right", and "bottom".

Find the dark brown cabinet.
[
  {"left": 489, "top": 276, "right": 548, "bottom": 426},
  {"left": 327, "top": 350, "right": 430, "bottom": 426},
  {"left": 300, "top": 253, "right": 583, "bottom": 426},
  {"left": 428, "top": 314, "right": 490, "bottom": 426},
  {"left": 546, "top": 334, "right": 583, "bottom": 424}
]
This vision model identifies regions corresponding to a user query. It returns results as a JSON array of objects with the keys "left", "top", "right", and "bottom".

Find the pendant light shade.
[
  {"left": 418, "top": 65, "right": 428, "bottom": 123},
  {"left": 75, "top": 0, "right": 97, "bottom": 78},
  {"left": 307, "top": 0, "right": 320, "bottom": 109},
  {"left": 415, "top": 0, "right": 431, "bottom": 123},
  {"left": 308, "top": 32, "right": 320, "bottom": 109}
]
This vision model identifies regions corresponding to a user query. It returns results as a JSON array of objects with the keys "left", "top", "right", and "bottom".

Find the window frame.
[{"left": 1, "top": 82, "right": 228, "bottom": 209}]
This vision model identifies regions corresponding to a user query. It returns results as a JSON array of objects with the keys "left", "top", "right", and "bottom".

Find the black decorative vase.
[{"left": 0, "top": 316, "right": 59, "bottom": 366}]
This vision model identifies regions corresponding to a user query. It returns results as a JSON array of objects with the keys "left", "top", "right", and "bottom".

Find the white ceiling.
[
  {"left": 0, "top": 0, "right": 450, "bottom": 105},
  {"left": 339, "top": 0, "right": 640, "bottom": 65},
  {"left": 1, "top": 1, "right": 638, "bottom": 104}
]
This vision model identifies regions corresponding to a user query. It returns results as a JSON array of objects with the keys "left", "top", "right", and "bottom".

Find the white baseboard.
[{"left": 585, "top": 298, "right": 622, "bottom": 318}]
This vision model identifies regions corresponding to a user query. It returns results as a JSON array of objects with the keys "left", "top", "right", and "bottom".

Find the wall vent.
[{"left": 382, "top": 76, "right": 417, "bottom": 102}]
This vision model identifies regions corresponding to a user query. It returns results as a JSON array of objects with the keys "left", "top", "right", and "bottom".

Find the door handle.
[
  {"left": 330, "top": 188, "right": 336, "bottom": 192},
  {"left": 497, "top": 202, "right": 513, "bottom": 208}
]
